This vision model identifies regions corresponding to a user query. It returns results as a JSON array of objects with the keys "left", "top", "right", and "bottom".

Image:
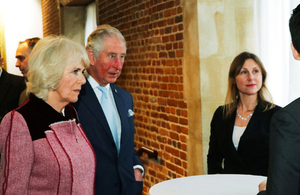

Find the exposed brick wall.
[
  {"left": 97, "top": 0, "right": 186, "bottom": 194},
  {"left": 41, "top": 0, "right": 60, "bottom": 36}
]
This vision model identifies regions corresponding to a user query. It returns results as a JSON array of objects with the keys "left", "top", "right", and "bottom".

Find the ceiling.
[{"left": 61, "top": 0, "right": 95, "bottom": 6}]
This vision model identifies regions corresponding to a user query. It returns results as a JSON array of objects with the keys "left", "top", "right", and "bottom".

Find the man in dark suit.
[
  {"left": 0, "top": 51, "right": 26, "bottom": 122},
  {"left": 15, "top": 37, "right": 40, "bottom": 105},
  {"left": 72, "top": 24, "right": 143, "bottom": 195},
  {"left": 258, "top": 3, "right": 300, "bottom": 195},
  {"left": 15, "top": 37, "right": 40, "bottom": 77}
]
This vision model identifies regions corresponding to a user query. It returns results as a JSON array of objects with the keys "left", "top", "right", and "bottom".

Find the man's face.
[
  {"left": 90, "top": 36, "right": 126, "bottom": 86},
  {"left": 15, "top": 42, "right": 30, "bottom": 77}
]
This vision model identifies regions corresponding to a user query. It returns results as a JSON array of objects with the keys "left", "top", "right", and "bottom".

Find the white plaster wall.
[
  {"left": 198, "top": 0, "right": 255, "bottom": 174},
  {"left": 61, "top": 6, "right": 86, "bottom": 46},
  {"left": 0, "top": 0, "right": 43, "bottom": 76}
]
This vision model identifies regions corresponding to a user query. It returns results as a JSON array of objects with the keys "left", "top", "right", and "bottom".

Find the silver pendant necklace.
[{"left": 236, "top": 110, "right": 254, "bottom": 121}]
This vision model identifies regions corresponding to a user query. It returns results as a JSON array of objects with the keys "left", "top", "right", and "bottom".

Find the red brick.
[
  {"left": 180, "top": 135, "right": 186, "bottom": 142},
  {"left": 181, "top": 110, "right": 188, "bottom": 117},
  {"left": 166, "top": 43, "right": 172, "bottom": 50},
  {"left": 172, "top": 7, "right": 177, "bottom": 15},
  {"left": 175, "top": 0, "right": 181, "bottom": 6},
  {"left": 176, "top": 33, "right": 183, "bottom": 41},
  {"left": 176, "top": 50, "right": 183, "bottom": 57},
  {"left": 179, "top": 118, "right": 188, "bottom": 125},
  {"left": 170, "top": 34, "right": 175, "bottom": 42},
  {"left": 159, "top": 52, "right": 168, "bottom": 58},
  {"left": 149, "top": 169, "right": 156, "bottom": 177},
  {"left": 178, "top": 100, "right": 187, "bottom": 108},
  {"left": 170, "top": 132, "right": 179, "bottom": 140},
  {"left": 174, "top": 158, "right": 182, "bottom": 166},
  {"left": 168, "top": 84, "right": 178, "bottom": 90},
  {"left": 162, "top": 36, "right": 170, "bottom": 43},
  {"left": 164, "top": 9, "right": 172, "bottom": 17},
  {"left": 167, "top": 17, "right": 175, "bottom": 25},
  {"left": 176, "top": 167, "right": 184, "bottom": 175},
  {"left": 177, "top": 6, "right": 183, "bottom": 14},
  {"left": 168, "top": 115, "right": 178, "bottom": 123},
  {"left": 166, "top": 60, "right": 173, "bottom": 66},
  {"left": 160, "top": 83, "right": 167, "bottom": 90},
  {"left": 157, "top": 98, "right": 167, "bottom": 106},
  {"left": 180, "top": 143, "right": 186, "bottom": 151},
  {"left": 159, "top": 91, "right": 169, "bottom": 97},
  {"left": 181, "top": 127, "right": 188, "bottom": 134},
  {"left": 167, "top": 99, "right": 177, "bottom": 107},
  {"left": 183, "top": 161, "right": 187, "bottom": 169},
  {"left": 166, "top": 162, "right": 176, "bottom": 172},
  {"left": 168, "top": 51, "right": 176, "bottom": 58}
]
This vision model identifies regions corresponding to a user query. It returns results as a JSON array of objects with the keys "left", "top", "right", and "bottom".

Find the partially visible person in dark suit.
[
  {"left": 15, "top": 37, "right": 40, "bottom": 105},
  {"left": 0, "top": 50, "right": 26, "bottom": 122},
  {"left": 72, "top": 24, "right": 144, "bottom": 195},
  {"left": 15, "top": 37, "right": 40, "bottom": 77},
  {"left": 207, "top": 52, "right": 281, "bottom": 176},
  {"left": 258, "top": 3, "right": 300, "bottom": 195}
]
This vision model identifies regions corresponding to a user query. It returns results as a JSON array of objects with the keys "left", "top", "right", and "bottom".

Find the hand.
[
  {"left": 134, "top": 169, "right": 143, "bottom": 181},
  {"left": 259, "top": 180, "right": 267, "bottom": 192}
]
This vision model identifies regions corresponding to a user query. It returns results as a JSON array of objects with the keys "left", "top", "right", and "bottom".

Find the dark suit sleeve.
[
  {"left": 266, "top": 110, "right": 300, "bottom": 194},
  {"left": 257, "top": 191, "right": 266, "bottom": 195},
  {"left": 129, "top": 95, "right": 143, "bottom": 168},
  {"left": 207, "top": 106, "right": 224, "bottom": 174}
]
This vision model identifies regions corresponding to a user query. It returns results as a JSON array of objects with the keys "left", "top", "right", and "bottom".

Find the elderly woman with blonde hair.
[{"left": 0, "top": 36, "right": 96, "bottom": 194}]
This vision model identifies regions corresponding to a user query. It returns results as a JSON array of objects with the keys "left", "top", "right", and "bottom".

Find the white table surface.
[{"left": 149, "top": 174, "right": 267, "bottom": 195}]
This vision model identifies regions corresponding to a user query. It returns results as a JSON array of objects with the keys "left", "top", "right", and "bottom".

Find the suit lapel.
[
  {"left": 218, "top": 111, "right": 244, "bottom": 162},
  {"left": 110, "top": 84, "right": 130, "bottom": 151},
  {"left": 238, "top": 105, "right": 263, "bottom": 149},
  {"left": 225, "top": 114, "right": 239, "bottom": 152},
  {"left": 79, "top": 81, "right": 114, "bottom": 140}
]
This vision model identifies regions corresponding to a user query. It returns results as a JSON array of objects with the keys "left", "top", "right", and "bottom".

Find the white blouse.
[{"left": 232, "top": 126, "right": 246, "bottom": 150}]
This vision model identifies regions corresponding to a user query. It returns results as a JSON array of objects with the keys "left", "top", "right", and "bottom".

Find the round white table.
[{"left": 149, "top": 174, "right": 266, "bottom": 195}]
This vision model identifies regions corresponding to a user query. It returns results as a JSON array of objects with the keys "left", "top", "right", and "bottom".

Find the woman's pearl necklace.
[{"left": 236, "top": 110, "right": 254, "bottom": 121}]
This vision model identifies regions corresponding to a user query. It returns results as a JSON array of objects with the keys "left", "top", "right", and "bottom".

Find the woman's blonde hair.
[
  {"left": 26, "top": 36, "right": 90, "bottom": 101},
  {"left": 224, "top": 52, "right": 274, "bottom": 118}
]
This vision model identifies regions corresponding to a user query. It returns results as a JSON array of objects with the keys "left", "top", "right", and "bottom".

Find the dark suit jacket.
[
  {"left": 207, "top": 104, "right": 281, "bottom": 176},
  {"left": 0, "top": 69, "right": 26, "bottom": 122},
  {"left": 258, "top": 98, "right": 300, "bottom": 195},
  {"left": 72, "top": 81, "right": 143, "bottom": 195}
]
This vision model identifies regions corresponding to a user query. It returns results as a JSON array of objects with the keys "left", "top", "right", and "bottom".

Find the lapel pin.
[{"left": 128, "top": 109, "right": 134, "bottom": 117}]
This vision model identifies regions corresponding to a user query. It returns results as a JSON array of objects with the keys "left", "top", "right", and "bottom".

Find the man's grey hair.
[{"left": 86, "top": 24, "right": 126, "bottom": 59}]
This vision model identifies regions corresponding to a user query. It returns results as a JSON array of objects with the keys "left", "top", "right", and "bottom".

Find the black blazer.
[
  {"left": 0, "top": 69, "right": 26, "bottom": 122},
  {"left": 258, "top": 98, "right": 300, "bottom": 195},
  {"left": 72, "top": 81, "right": 143, "bottom": 195},
  {"left": 207, "top": 103, "right": 281, "bottom": 176}
]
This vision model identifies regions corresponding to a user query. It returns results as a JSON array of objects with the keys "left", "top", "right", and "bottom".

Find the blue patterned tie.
[{"left": 97, "top": 86, "right": 120, "bottom": 152}]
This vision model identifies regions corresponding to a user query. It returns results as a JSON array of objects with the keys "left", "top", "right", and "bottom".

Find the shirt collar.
[{"left": 85, "top": 72, "right": 110, "bottom": 91}]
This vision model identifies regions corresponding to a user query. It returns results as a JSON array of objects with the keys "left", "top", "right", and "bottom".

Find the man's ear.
[
  {"left": 291, "top": 43, "right": 300, "bottom": 60},
  {"left": 87, "top": 50, "right": 96, "bottom": 65}
]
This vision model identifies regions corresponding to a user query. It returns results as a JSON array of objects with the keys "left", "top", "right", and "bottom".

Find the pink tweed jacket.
[{"left": 0, "top": 94, "right": 96, "bottom": 195}]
